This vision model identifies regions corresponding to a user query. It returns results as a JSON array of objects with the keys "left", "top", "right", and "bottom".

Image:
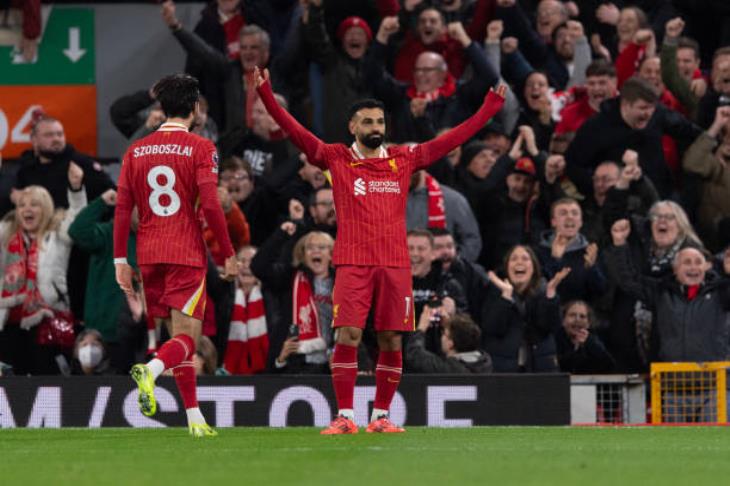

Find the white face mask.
[{"left": 78, "top": 344, "right": 103, "bottom": 369}]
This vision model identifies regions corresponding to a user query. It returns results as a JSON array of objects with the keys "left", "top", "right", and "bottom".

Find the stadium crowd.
[{"left": 1, "top": 0, "right": 730, "bottom": 378}]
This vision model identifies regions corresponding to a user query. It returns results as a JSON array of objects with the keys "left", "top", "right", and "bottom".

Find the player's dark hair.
[
  {"left": 444, "top": 313, "right": 481, "bottom": 353},
  {"left": 152, "top": 73, "right": 200, "bottom": 119},
  {"left": 348, "top": 98, "right": 385, "bottom": 121},
  {"left": 585, "top": 60, "right": 616, "bottom": 79},
  {"left": 620, "top": 76, "right": 659, "bottom": 104}
]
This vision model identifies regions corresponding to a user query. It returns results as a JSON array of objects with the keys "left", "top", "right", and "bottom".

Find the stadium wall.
[{"left": 0, "top": 375, "right": 570, "bottom": 428}]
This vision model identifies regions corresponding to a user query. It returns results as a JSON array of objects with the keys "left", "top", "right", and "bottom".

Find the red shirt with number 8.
[{"left": 115, "top": 122, "right": 220, "bottom": 267}]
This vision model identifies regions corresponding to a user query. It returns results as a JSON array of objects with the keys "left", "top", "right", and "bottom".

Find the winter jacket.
[
  {"left": 535, "top": 231, "right": 607, "bottom": 304},
  {"left": 480, "top": 282, "right": 561, "bottom": 373},
  {"left": 302, "top": 5, "right": 372, "bottom": 143},
  {"left": 0, "top": 188, "right": 87, "bottom": 330},
  {"left": 682, "top": 131, "right": 730, "bottom": 251},
  {"left": 565, "top": 97, "right": 702, "bottom": 198},
  {"left": 15, "top": 146, "right": 114, "bottom": 210},
  {"left": 406, "top": 330, "right": 493, "bottom": 373},
  {"left": 67, "top": 197, "right": 137, "bottom": 343},
  {"left": 604, "top": 243, "right": 730, "bottom": 362},
  {"left": 555, "top": 327, "right": 616, "bottom": 374},
  {"left": 363, "top": 39, "right": 498, "bottom": 143}
]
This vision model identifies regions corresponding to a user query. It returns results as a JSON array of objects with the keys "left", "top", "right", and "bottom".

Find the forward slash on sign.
[{"left": 63, "top": 27, "right": 86, "bottom": 63}]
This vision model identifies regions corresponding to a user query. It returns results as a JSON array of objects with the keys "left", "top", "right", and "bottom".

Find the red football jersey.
[
  {"left": 257, "top": 80, "right": 504, "bottom": 268},
  {"left": 116, "top": 122, "right": 219, "bottom": 267}
]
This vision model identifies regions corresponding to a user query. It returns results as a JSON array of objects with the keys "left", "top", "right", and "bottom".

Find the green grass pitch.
[{"left": 2, "top": 427, "right": 730, "bottom": 485}]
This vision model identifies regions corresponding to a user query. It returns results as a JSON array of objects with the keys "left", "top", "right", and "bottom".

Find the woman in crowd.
[
  {"left": 555, "top": 300, "right": 615, "bottom": 374},
  {"left": 251, "top": 223, "right": 335, "bottom": 374},
  {"left": 0, "top": 166, "right": 86, "bottom": 375},
  {"left": 480, "top": 244, "right": 569, "bottom": 372}
]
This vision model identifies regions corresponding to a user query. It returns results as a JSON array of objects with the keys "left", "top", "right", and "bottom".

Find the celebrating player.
[
  {"left": 254, "top": 67, "right": 505, "bottom": 434},
  {"left": 113, "top": 74, "right": 238, "bottom": 438}
]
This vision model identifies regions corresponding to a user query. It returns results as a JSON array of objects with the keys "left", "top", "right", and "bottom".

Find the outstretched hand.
[{"left": 253, "top": 66, "right": 269, "bottom": 88}]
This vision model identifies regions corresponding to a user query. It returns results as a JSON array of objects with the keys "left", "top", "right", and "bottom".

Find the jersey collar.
[
  {"left": 158, "top": 122, "right": 189, "bottom": 132},
  {"left": 350, "top": 142, "right": 387, "bottom": 160}
]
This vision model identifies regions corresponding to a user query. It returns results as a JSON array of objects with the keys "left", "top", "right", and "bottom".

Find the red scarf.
[
  {"left": 293, "top": 271, "right": 323, "bottom": 342},
  {"left": 0, "top": 231, "right": 52, "bottom": 329},
  {"left": 222, "top": 14, "right": 245, "bottom": 60},
  {"left": 687, "top": 285, "right": 700, "bottom": 301},
  {"left": 223, "top": 285, "right": 268, "bottom": 374},
  {"left": 425, "top": 174, "right": 446, "bottom": 229},
  {"left": 406, "top": 72, "right": 457, "bottom": 101}
]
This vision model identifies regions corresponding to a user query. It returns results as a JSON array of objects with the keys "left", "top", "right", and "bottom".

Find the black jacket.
[
  {"left": 555, "top": 327, "right": 616, "bottom": 374},
  {"left": 363, "top": 39, "right": 498, "bottom": 144},
  {"left": 480, "top": 283, "right": 561, "bottom": 373},
  {"left": 15, "top": 146, "right": 114, "bottom": 209},
  {"left": 535, "top": 231, "right": 607, "bottom": 304},
  {"left": 406, "top": 331, "right": 493, "bottom": 373},
  {"left": 565, "top": 98, "right": 702, "bottom": 198},
  {"left": 604, "top": 244, "right": 730, "bottom": 362}
]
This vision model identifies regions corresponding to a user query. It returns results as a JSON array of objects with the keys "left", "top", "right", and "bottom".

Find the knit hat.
[
  {"left": 512, "top": 156, "right": 537, "bottom": 177},
  {"left": 336, "top": 16, "right": 373, "bottom": 43}
]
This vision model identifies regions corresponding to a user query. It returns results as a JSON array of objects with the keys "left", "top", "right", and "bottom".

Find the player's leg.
[
  {"left": 130, "top": 266, "right": 168, "bottom": 417},
  {"left": 167, "top": 309, "right": 215, "bottom": 437},
  {"left": 321, "top": 266, "right": 372, "bottom": 435},
  {"left": 366, "top": 267, "right": 411, "bottom": 433}
]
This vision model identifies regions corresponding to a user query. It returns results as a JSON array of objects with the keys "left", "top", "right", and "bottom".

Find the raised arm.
[
  {"left": 254, "top": 68, "right": 328, "bottom": 169},
  {"left": 414, "top": 86, "right": 505, "bottom": 168}
]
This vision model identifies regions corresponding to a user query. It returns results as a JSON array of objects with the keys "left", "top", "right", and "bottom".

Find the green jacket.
[
  {"left": 661, "top": 37, "right": 699, "bottom": 120},
  {"left": 68, "top": 197, "right": 138, "bottom": 342}
]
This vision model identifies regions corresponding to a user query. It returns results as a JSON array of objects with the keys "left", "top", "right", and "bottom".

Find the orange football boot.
[{"left": 320, "top": 415, "right": 359, "bottom": 435}]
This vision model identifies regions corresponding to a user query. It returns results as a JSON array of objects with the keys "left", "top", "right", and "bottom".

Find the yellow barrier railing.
[{"left": 650, "top": 362, "right": 730, "bottom": 424}]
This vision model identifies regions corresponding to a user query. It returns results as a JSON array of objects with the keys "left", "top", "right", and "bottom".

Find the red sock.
[
  {"left": 173, "top": 361, "right": 198, "bottom": 409},
  {"left": 374, "top": 350, "right": 402, "bottom": 411},
  {"left": 330, "top": 343, "right": 358, "bottom": 410},
  {"left": 156, "top": 334, "right": 194, "bottom": 370}
]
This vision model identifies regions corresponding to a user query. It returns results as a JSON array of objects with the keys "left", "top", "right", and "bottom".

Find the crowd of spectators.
[{"left": 1, "top": 0, "right": 730, "bottom": 378}]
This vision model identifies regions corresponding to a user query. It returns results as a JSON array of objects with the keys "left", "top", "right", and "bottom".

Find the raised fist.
[
  {"left": 634, "top": 29, "right": 654, "bottom": 46},
  {"left": 101, "top": 189, "right": 117, "bottom": 206},
  {"left": 410, "top": 97, "right": 428, "bottom": 118},
  {"left": 611, "top": 218, "right": 631, "bottom": 246},
  {"left": 377, "top": 16, "right": 400, "bottom": 44},
  {"left": 486, "top": 20, "right": 504, "bottom": 42},
  {"left": 68, "top": 161, "right": 84, "bottom": 190},
  {"left": 596, "top": 3, "right": 620, "bottom": 26},
  {"left": 447, "top": 21, "right": 470, "bottom": 46},
  {"left": 622, "top": 149, "right": 639, "bottom": 166},
  {"left": 665, "top": 17, "right": 685, "bottom": 39}
]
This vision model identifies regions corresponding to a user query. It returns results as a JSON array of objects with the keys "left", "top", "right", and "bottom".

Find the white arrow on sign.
[{"left": 63, "top": 27, "right": 86, "bottom": 63}]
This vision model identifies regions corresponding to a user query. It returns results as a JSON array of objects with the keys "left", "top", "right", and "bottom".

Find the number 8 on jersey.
[{"left": 147, "top": 165, "right": 181, "bottom": 217}]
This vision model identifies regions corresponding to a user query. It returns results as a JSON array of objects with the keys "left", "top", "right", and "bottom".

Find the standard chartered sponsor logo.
[
  {"left": 354, "top": 177, "right": 367, "bottom": 196},
  {"left": 353, "top": 177, "right": 401, "bottom": 196},
  {"left": 368, "top": 180, "right": 400, "bottom": 193}
]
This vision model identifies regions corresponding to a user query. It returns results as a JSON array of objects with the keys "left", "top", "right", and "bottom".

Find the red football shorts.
[
  {"left": 139, "top": 264, "right": 207, "bottom": 321},
  {"left": 332, "top": 265, "right": 415, "bottom": 332}
]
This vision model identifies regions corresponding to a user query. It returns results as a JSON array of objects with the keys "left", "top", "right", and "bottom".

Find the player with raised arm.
[
  {"left": 254, "top": 67, "right": 505, "bottom": 434},
  {"left": 113, "top": 74, "right": 238, "bottom": 438}
]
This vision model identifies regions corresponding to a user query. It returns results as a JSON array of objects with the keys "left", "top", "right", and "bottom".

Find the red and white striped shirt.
[
  {"left": 114, "top": 122, "right": 234, "bottom": 267},
  {"left": 257, "top": 81, "right": 504, "bottom": 267}
]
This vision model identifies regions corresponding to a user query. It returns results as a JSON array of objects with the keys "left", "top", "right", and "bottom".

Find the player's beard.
[{"left": 359, "top": 132, "right": 383, "bottom": 149}]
